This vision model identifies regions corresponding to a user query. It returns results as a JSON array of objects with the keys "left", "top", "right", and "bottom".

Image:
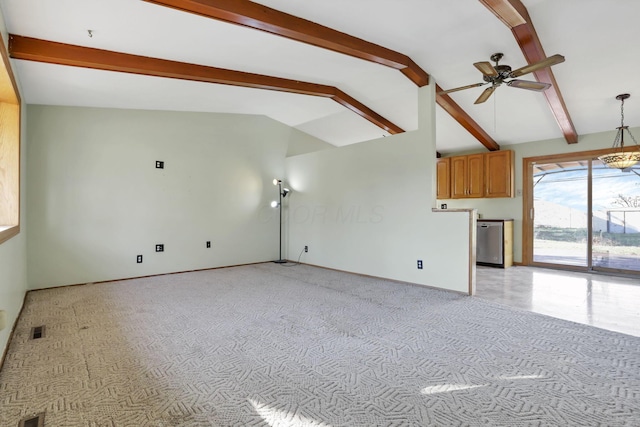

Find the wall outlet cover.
[
  {"left": 155, "top": 244, "right": 164, "bottom": 252},
  {"left": 417, "top": 260, "right": 423, "bottom": 269},
  {"left": 136, "top": 255, "right": 143, "bottom": 263},
  {"left": 156, "top": 161, "right": 164, "bottom": 169},
  {"left": 206, "top": 241, "right": 211, "bottom": 248}
]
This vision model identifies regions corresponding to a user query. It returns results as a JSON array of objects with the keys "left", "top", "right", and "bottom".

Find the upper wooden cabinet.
[
  {"left": 439, "top": 150, "right": 514, "bottom": 199},
  {"left": 484, "top": 150, "right": 514, "bottom": 198},
  {"left": 451, "top": 153, "right": 484, "bottom": 198},
  {"left": 466, "top": 154, "right": 485, "bottom": 198},
  {"left": 436, "top": 158, "right": 451, "bottom": 199}
]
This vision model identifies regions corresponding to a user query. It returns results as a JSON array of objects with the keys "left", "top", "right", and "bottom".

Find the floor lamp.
[{"left": 271, "top": 179, "right": 290, "bottom": 264}]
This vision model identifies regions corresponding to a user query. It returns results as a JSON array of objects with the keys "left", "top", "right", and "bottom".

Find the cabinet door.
[
  {"left": 450, "top": 156, "right": 467, "bottom": 198},
  {"left": 467, "top": 154, "right": 484, "bottom": 198},
  {"left": 485, "top": 150, "right": 514, "bottom": 198},
  {"left": 436, "top": 158, "right": 451, "bottom": 199}
]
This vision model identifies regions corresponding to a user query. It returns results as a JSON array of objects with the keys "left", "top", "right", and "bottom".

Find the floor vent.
[
  {"left": 30, "top": 326, "right": 45, "bottom": 340},
  {"left": 19, "top": 413, "right": 44, "bottom": 427}
]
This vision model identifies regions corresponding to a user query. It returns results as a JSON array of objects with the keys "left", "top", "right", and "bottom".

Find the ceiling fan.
[{"left": 439, "top": 52, "right": 565, "bottom": 104}]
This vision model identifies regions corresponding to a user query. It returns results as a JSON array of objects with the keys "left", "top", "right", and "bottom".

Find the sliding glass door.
[
  {"left": 591, "top": 159, "right": 640, "bottom": 272},
  {"left": 532, "top": 161, "right": 589, "bottom": 267},
  {"left": 528, "top": 155, "right": 640, "bottom": 274}
]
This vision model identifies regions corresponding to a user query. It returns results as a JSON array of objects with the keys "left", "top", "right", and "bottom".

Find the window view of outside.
[{"left": 533, "top": 160, "right": 640, "bottom": 272}]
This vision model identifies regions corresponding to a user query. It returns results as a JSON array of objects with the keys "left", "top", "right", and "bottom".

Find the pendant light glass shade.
[
  {"left": 598, "top": 149, "right": 640, "bottom": 169},
  {"left": 598, "top": 94, "right": 640, "bottom": 169}
]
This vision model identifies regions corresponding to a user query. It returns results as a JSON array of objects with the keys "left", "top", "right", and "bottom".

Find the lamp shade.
[{"left": 598, "top": 151, "right": 640, "bottom": 169}]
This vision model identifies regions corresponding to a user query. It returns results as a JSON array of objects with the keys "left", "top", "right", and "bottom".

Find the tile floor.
[{"left": 475, "top": 265, "right": 640, "bottom": 337}]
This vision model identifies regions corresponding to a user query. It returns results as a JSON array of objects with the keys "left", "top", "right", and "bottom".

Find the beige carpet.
[{"left": 1, "top": 263, "right": 640, "bottom": 426}]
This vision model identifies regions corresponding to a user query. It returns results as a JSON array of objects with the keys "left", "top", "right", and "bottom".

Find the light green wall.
[
  {"left": 0, "top": 12, "right": 28, "bottom": 362},
  {"left": 26, "top": 106, "right": 329, "bottom": 289},
  {"left": 27, "top": 88, "right": 474, "bottom": 295},
  {"left": 438, "top": 128, "right": 634, "bottom": 262},
  {"left": 285, "top": 85, "right": 474, "bottom": 292},
  {"left": 286, "top": 128, "right": 333, "bottom": 157}
]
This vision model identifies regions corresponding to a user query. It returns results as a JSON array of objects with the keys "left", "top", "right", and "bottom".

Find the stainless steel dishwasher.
[{"left": 477, "top": 220, "right": 504, "bottom": 266}]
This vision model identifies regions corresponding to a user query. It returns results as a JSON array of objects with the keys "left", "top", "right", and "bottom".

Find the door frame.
[{"left": 522, "top": 146, "right": 640, "bottom": 275}]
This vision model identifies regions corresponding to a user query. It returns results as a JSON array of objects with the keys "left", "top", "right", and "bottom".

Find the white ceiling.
[{"left": 2, "top": 0, "right": 640, "bottom": 153}]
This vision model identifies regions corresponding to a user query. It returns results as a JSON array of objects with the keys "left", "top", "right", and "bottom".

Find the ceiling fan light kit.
[
  {"left": 440, "top": 52, "right": 565, "bottom": 104},
  {"left": 598, "top": 93, "right": 640, "bottom": 170}
]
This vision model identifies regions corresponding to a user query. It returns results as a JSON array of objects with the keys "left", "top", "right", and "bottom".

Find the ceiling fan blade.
[
  {"left": 473, "top": 61, "right": 498, "bottom": 77},
  {"left": 438, "top": 82, "right": 486, "bottom": 95},
  {"left": 474, "top": 86, "right": 497, "bottom": 104},
  {"left": 507, "top": 79, "right": 552, "bottom": 92},
  {"left": 509, "top": 54, "right": 565, "bottom": 77}
]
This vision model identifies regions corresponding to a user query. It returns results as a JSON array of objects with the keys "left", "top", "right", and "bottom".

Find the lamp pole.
[
  {"left": 277, "top": 181, "right": 284, "bottom": 263},
  {"left": 273, "top": 179, "right": 287, "bottom": 264}
]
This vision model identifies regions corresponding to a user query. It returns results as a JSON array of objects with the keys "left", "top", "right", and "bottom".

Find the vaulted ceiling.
[{"left": 2, "top": 0, "right": 639, "bottom": 154}]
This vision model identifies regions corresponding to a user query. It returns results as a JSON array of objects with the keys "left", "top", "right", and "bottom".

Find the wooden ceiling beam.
[
  {"left": 9, "top": 35, "right": 403, "bottom": 135},
  {"left": 143, "top": 0, "right": 429, "bottom": 87},
  {"left": 145, "top": 0, "right": 499, "bottom": 150},
  {"left": 436, "top": 84, "right": 500, "bottom": 151},
  {"left": 479, "top": 0, "right": 578, "bottom": 144}
]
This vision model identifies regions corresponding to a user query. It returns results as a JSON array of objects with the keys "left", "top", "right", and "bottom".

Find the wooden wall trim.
[
  {"left": 0, "top": 226, "right": 19, "bottom": 245},
  {"left": 9, "top": 35, "right": 403, "bottom": 135},
  {"left": 0, "top": 31, "right": 21, "bottom": 245},
  {"left": 522, "top": 156, "right": 533, "bottom": 265},
  {"left": 0, "top": 32, "right": 20, "bottom": 104}
]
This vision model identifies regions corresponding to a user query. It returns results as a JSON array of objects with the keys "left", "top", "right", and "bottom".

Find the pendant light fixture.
[{"left": 598, "top": 94, "right": 640, "bottom": 169}]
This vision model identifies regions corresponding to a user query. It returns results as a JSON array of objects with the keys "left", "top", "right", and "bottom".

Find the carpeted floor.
[{"left": 1, "top": 263, "right": 640, "bottom": 426}]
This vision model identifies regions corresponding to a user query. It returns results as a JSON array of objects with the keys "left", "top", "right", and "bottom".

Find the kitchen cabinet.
[
  {"left": 484, "top": 150, "right": 514, "bottom": 198},
  {"left": 436, "top": 158, "right": 450, "bottom": 199},
  {"left": 438, "top": 150, "right": 514, "bottom": 199},
  {"left": 451, "top": 153, "right": 484, "bottom": 198}
]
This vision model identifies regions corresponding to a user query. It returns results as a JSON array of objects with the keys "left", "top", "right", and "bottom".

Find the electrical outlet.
[
  {"left": 304, "top": 245, "right": 308, "bottom": 253},
  {"left": 155, "top": 244, "right": 164, "bottom": 252},
  {"left": 206, "top": 241, "right": 211, "bottom": 248},
  {"left": 136, "top": 255, "right": 143, "bottom": 263},
  {"left": 417, "top": 260, "right": 423, "bottom": 269},
  {"left": 156, "top": 160, "right": 164, "bottom": 169}
]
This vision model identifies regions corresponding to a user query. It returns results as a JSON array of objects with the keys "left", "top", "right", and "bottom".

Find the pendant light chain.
[
  {"left": 620, "top": 96, "right": 626, "bottom": 148},
  {"left": 620, "top": 96, "right": 639, "bottom": 145}
]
